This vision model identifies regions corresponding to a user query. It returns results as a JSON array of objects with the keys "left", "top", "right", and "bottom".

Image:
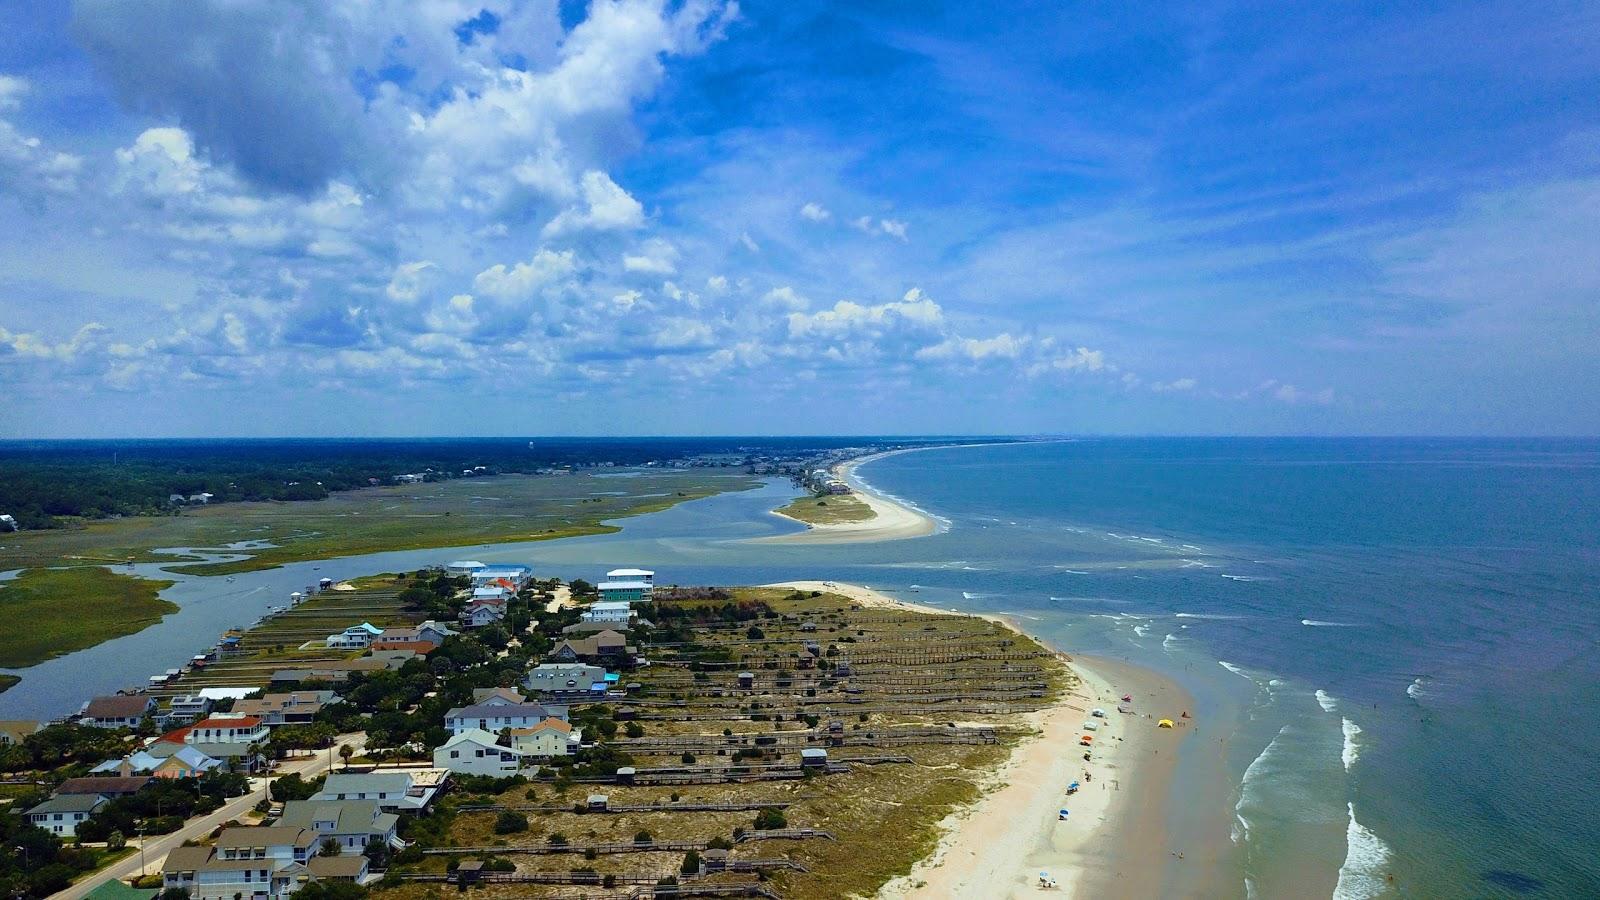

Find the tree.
[
  {"left": 493, "top": 812, "right": 528, "bottom": 835},
  {"left": 624, "top": 721, "right": 644, "bottom": 738},
  {"left": 158, "top": 889, "right": 191, "bottom": 900},
  {"left": 337, "top": 744, "right": 354, "bottom": 770},
  {"left": 680, "top": 850, "right": 701, "bottom": 875},
  {"left": 746, "top": 625, "right": 765, "bottom": 640},
  {"left": 106, "top": 829, "right": 126, "bottom": 850},
  {"left": 320, "top": 837, "right": 342, "bottom": 857}
]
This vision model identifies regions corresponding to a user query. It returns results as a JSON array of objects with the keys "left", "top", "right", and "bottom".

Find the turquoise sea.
[{"left": 4, "top": 438, "right": 1595, "bottom": 897}]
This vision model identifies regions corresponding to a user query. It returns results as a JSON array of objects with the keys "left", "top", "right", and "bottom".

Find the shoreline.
[
  {"left": 765, "top": 581, "right": 1196, "bottom": 899},
  {"left": 757, "top": 448, "right": 943, "bottom": 544}
]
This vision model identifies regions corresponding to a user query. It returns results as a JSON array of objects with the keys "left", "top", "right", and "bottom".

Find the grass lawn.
[
  {"left": 0, "top": 469, "right": 760, "bottom": 576},
  {"left": 0, "top": 567, "right": 176, "bottom": 668},
  {"left": 773, "top": 492, "right": 874, "bottom": 526}
]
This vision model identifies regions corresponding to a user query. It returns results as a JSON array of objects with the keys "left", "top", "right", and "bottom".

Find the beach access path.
[
  {"left": 767, "top": 581, "right": 1194, "bottom": 900},
  {"left": 760, "top": 451, "right": 940, "bottom": 544},
  {"left": 52, "top": 732, "right": 368, "bottom": 900}
]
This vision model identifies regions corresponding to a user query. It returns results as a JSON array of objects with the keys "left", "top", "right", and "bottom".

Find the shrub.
[
  {"left": 680, "top": 850, "right": 701, "bottom": 874},
  {"left": 754, "top": 807, "right": 787, "bottom": 830},
  {"left": 624, "top": 721, "right": 644, "bottom": 738},
  {"left": 634, "top": 830, "right": 652, "bottom": 844},
  {"left": 492, "top": 812, "right": 528, "bottom": 835}
]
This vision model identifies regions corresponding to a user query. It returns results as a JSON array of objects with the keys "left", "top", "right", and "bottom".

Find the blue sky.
[{"left": 1, "top": 1, "right": 1597, "bottom": 437}]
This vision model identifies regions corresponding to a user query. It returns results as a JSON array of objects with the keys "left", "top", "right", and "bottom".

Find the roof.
[
  {"left": 472, "top": 686, "right": 527, "bottom": 703},
  {"left": 56, "top": 776, "right": 152, "bottom": 795},
  {"left": 440, "top": 728, "right": 507, "bottom": 749},
  {"left": 28, "top": 793, "right": 106, "bottom": 815},
  {"left": 509, "top": 717, "right": 572, "bottom": 735},
  {"left": 445, "top": 702, "right": 554, "bottom": 720},
  {"left": 343, "top": 622, "right": 384, "bottom": 635},
  {"left": 307, "top": 855, "right": 369, "bottom": 878},
  {"left": 317, "top": 772, "right": 415, "bottom": 795},
  {"left": 190, "top": 716, "right": 263, "bottom": 730},
  {"left": 605, "top": 568, "right": 654, "bottom": 578},
  {"left": 371, "top": 640, "right": 437, "bottom": 654},
  {"left": 161, "top": 846, "right": 213, "bottom": 874},
  {"left": 529, "top": 662, "right": 603, "bottom": 673},
  {"left": 446, "top": 560, "right": 486, "bottom": 569},
  {"left": 279, "top": 799, "right": 394, "bottom": 835},
  {"left": 216, "top": 826, "right": 318, "bottom": 850},
  {"left": 0, "top": 720, "right": 41, "bottom": 740},
  {"left": 597, "top": 580, "right": 651, "bottom": 590},
  {"left": 589, "top": 601, "right": 632, "bottom": 611},
  {"left": 82, "top": 695, "right": 153, "bottom": 719}
]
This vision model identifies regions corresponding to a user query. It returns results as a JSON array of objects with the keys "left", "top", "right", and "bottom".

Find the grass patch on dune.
[
  {"left": 774, "top": 492, "right": 875, "bottom": 526},
  {"left": 0, "top": 567, "right": 176, "bottom": 668}
]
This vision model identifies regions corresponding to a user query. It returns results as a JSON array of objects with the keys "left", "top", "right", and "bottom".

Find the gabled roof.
[
  {"left": 56, "top": 776, "right": 152, "bottom": 796},
  {"left": 215, "top": 826, "right": 318, "bottom": 850},
  {"left": 28, "top": 793, "right": 106, "bottom": 815},
  {"left": 190, "top": 716, "right": 263, "bottom": 730},
  {"left": 439, "top": 727, "right": 507, "bottom": 749},
  {"left": 444, "top": 701, "right": 554, "bottom": 721},
  {"left": 509, "top": 717, "right": 572, "bottom": 735},
  {"left": 279, "top": 799, "right": 394, "bottom": 835},
  {"left": 82, "top": 695, "right": 153, "bottom": 719},
  {"left": 307, "top": 854, "right": 369, "bottom": 879},
  {"left": 317, "top": 772, "right": 415, "bottom": 795}
]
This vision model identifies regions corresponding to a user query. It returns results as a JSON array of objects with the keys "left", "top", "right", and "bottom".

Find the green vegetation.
[
  {"left": 369, "top": 586, "right": 1070, "bottom": 900},
  {"left": 0, "top": 567, "right": 176, "bottom": 668},
  {"left": 775, "top": 491, "right": 875, "bottom": 526},
  {"left": 0, "top": 469, "right": 759, "bottom": 576}
]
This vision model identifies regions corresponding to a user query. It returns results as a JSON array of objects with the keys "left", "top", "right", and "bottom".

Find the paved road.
[{"left": 52, "top": 733, "right": 367, "bottom": 900}]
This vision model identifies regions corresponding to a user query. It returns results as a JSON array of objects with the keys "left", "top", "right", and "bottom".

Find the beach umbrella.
[{"left": 1158, "top": 718, "right": 1175, "bottom": 728}]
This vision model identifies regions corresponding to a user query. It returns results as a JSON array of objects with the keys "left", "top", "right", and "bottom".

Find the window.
[{"left": 449, "top": 750, "right": 459, "bottom": 758}]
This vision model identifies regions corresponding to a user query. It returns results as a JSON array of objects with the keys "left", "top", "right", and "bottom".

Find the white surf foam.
[
  {"left": 1221, "top": 573, "right": 1266, "bottom": 582},
  {"left": 1056, "top": 569, "right": 1091, "bottom": 575},
  {"left": 1303, "top": 619, "right": 1359, "bottom": 627},
  {"left": 961, "top": 591, "right": 998, "bottom": 600},
  {"left": 1406, "top": 677, "right": 1427, "bottom": 701},
  {"left": 1176, "top": 612, "right": 1244, "bottom": 620},
  {"left": 1315, "top": 689, "right": 1338, "bottom": 713},
  {"left": 1341, "top": 718, "right": 1363, "bottom": 772},
  {"left": 1163, "top": 633, "right": 1180, "bottom": 650},
  {"left": 1232, "top": 724, "right": 1290, "bottom": 844},
  {"left": 1133, "top": 624, "right": 1150, "bottom": 637},
  {"left": 1332, "top": 803, "right": 1393, "bottom": 900},
  {"left": 1219, "top": 660, "right": 1254, "bottom": 680}
]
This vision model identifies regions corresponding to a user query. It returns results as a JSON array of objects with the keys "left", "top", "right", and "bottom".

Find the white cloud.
[
  {"left": 1151, "top": 377, "right": 1198, "bottom": 392},
  {"left": 799, "top": 201, "right": 831, "bottom": 222},
  {"left": 472, "top": 249, "right": 578, "bottom": 301},
  {"left": 622, "top": 238, "right": 678, "bottom": 275},
  {"left": 385, "top": 261, "right": 436, "bottom": 304},
  {"left": 851, "top": 215, "right": 908, "bottom": 240},
  {"left": 915, "top": 333, "right": 1028, "bottom": 362},
  {"left": 738, "top": 231, "right": 760, "bottom": 252},
  {"left": 542, "top": 171, "right": 646, "bottom": 237}
]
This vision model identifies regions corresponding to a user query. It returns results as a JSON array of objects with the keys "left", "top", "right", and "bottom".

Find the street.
[{"left": 52, "top": 733, "right": 367, "bottom": 900}]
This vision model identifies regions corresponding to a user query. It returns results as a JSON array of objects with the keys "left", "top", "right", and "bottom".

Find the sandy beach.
[
  {"left": 768, "top": 581, "right": 1196, "bottom": 899},
  {"left": 759, "top": 450, "right": 941, "bottom": 544}
]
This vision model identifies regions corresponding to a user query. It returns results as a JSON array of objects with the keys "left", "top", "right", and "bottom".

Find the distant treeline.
[{"left": 0, "top": 436, "right": 954, "bottom": 528}]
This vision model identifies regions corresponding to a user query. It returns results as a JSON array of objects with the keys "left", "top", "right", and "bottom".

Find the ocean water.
[{"left": 5, "top": 438, "right": 1596, "bottom": 897}]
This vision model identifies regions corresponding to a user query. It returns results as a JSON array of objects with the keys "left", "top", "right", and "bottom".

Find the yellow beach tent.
[{"left": 1157, "top": 718, "right": 1175, "bottom": 728}]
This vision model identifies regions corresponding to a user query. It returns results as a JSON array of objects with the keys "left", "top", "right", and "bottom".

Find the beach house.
[
  {"left": 230, "top": 691, "right": 341, "bottom": 727},
  {"left": 580, "top": 600, "right": 634, "bottom": 625},
  {"left": 79, "top": 695, "right": 156, "bottom": 729},
  {"left": 471, "top": 565, "right": 532, "bottom": 590},
  {"left": 523, "top": 663, "right": 608, "bottom": 697},
  {"left": 605, "top": 567, "right": 655, "bottom": 586},
  {"left": 444, "top": 701, "right": 567, "bottom": 735},
  {"left": 445, "top": 560, "right": 486, "bottom": 576},
  {"left": 161, "top": 826, "right": 318, "bottom": 900},
  {"left": 25, "top": 794, "right": 106, "bottom": 837},
  {"left": 277, "top": 799, "right": 401, "bottom": 855},
  {"left": 184, "top": 715, "right": 270, "bottom": 745},
  {"left": 433, "top": 729, "right": 541, "bottom": 777},
  {"left": 507, "top": 718, "right": 580, "bottom": 757},
  {"left": 548, "top": 629, "right": 634, "bottom": 665},
  {"left": 326, "top": 622, "right": 384, "bottom": 649},
  {"left": 461, "top": 601, "right": 505, "bottom": 628},
  {"left": 597, "top": 580, "right": 651, "bottom": 603},
  {"left": 310, "top": 771, "right": 447, "bottom": 813}
]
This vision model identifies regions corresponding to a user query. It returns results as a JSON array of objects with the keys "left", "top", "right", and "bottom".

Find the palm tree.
[{"left": 337, "top": 744, "right": 354, "bottom": 771}]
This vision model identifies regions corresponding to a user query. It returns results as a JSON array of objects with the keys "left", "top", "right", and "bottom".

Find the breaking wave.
[{"left": 1332, "top": 803, "right": 1393, "bottom": 899}]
